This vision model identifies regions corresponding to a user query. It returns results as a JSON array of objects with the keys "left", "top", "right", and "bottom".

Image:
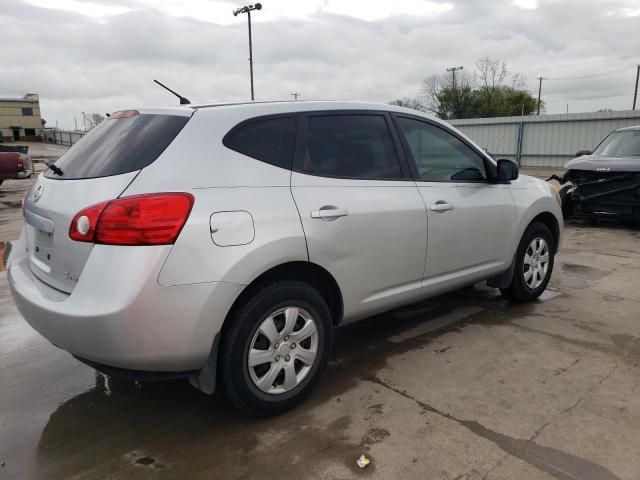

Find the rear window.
[{"left": 45, "top": 113, "right": 189, "bottom": 180}]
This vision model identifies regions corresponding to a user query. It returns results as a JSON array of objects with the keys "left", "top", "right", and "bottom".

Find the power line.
[
  {"left": 544, "top": 93, "right": 634, "bottom": 102},
  {"left": 545, "top": 65, "right": 633, "bottom": 81},
  {"left": 316, "top": 60, "right": 640, "bottom": 103},
  {"left": 319, "top": 83, "right": 420, "bottom": 97},
  {"left": 518, "top": 54, "right": 640, "bottom": 75}
]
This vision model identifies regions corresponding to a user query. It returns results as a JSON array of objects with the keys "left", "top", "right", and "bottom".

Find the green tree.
[
  {"left": 499, "top": 87, "right": 539, "bottom": 116},
  {"left": 395, "top": 58, "right": 539, "bottom": 120},
  {"left": 421, "top": 72, "right": 474, "bottom": 119},
  {"left": 474, "top": 57, "right": 508, "bottom": 117}
]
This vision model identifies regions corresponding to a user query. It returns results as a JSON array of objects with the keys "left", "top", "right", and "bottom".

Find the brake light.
[
  {"left": 110, "top": 110, "right": 139, "bottom": 119},
  {"left": 69, "top": 193, "right": 194, "bottom": 245},
  {"left": 17, "top": 155, "right": 23, "bottom": 170}
]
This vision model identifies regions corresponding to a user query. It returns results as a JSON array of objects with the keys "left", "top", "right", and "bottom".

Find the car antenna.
[{"left": 153, "top": 79, "right": 191, "bottom": 105}]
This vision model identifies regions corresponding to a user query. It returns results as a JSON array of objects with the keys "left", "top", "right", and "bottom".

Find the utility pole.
[
  {"left": 446, "top": 66, "right": 464, "bottom": 88},
  {"left": 290, "top": 92, "right": 301, "bottom": 100},
  {"left": 446, "top": 66, "right": 464, "bottom": 118},
  {"left": 81, "top": 112, "right": 87, "bottom": 131},
  {"left": 536, "top": 77, "right": 545, "bottom": 115},
  {"left": 633, "top": 65, "right": 639, "bottom": 110},
  {"left": 233, "top": 3, "right": 262, "bottom": 101}
]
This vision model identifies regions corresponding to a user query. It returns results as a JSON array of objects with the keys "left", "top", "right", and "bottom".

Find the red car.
[{"left": 0, "top": 151, "right": 34, "bottom": 185}]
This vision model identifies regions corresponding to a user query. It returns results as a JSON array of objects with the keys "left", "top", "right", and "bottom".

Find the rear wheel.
[
  {"left": 501, "top": 222, "right": 555, "bottom": 302},
  {"left": 220, "top": 281, "right": 332, "bottom": 416}
]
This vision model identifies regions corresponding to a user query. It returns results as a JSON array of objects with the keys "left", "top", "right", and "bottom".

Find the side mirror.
[
  {"left": 575, "top": 149, "right": 592, "bottom": 157},
  {"left": 495, "top": 159, "right": 519, "bottom": 182}
]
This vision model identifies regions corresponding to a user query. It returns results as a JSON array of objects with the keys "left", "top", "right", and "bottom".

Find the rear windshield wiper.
[{"left": 48, "top": 163, "right": 64, "bottom": 176}]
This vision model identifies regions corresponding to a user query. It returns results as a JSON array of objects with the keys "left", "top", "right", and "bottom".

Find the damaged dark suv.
[{"left": 551, "top": 126, "right": 640, "bottom": 221}]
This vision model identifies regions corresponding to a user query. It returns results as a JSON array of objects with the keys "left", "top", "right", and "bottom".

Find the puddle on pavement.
[{"left": 558, "top": 263, "right": 608, "bottom": 289}]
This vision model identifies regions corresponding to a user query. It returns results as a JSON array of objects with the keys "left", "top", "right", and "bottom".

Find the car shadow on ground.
[{"left": 34, "top": 284, "right": 530, "bottom": 477}]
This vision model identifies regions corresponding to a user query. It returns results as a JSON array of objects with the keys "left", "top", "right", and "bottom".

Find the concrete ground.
[{"left": 1, "top": 170, "right": 639, "bottom": 480}]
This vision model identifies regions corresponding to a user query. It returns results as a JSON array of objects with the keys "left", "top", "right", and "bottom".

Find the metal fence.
[
  {"left": 43, "top": 128, "right": 86, "bottom": 146},
  {"left": 449, "top": 110, "right": 640, "bottom": 168}
]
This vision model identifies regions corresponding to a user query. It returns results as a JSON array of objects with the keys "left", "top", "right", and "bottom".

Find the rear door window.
[
  {"left": 45, "top": 113, "right": 189, "bottom": 180},
  {"left": 300, "top": 114, "right": 402, "bottom": 179},
  {"left": 224, "top": 116, "right": 296, "bottom": 169}
]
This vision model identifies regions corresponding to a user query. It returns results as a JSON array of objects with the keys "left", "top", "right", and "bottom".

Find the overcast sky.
[{"left": 2, "top": 0, "right": 639, "bottom": 129}]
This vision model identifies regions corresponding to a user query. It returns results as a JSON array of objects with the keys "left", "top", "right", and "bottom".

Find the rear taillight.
[
  {"left": 17, "top": 155, "right": 23, "bottom": 170},
  {"left": 69, "top": 201, "right": 108, "bottom": 242},
  {"left": 69, "top": 193, "right": 194, "bottom": 246}
]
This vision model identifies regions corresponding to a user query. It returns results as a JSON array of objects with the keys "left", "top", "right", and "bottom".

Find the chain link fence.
[{"left": 43, "top": 128, "right": 86, "bottom": 146}]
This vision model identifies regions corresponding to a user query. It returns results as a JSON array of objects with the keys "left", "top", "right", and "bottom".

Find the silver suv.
[{"left": 9, "top": 102, "right": 562, "bottom": 416}]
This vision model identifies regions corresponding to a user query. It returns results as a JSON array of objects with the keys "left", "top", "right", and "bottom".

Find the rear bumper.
[
  {"left": 8, "top": 233, "right": 243, "bottom": 372},
  {"left": 73, "top": 355, "right": 197, "bottom": 381}
]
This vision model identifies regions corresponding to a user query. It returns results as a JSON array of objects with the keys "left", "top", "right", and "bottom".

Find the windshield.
[
  {"left": 45, "top": 113, "right": 189, "bottom": 180},
  {"left": 592, "top": 130, "right": 640, "bottom": 157}
]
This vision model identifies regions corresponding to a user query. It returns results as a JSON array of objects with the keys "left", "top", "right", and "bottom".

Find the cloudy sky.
[{"left": 2, "top": 0, "right": 639, "bottom": 129}]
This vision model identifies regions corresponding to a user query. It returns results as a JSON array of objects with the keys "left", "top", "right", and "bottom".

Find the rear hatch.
[{"left": 23, "top": 110, "right": 191, "bottom": 293}]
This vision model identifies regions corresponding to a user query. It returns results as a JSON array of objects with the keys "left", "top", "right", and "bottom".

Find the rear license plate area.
[{"left": 34, "top": 229, "right": 54, "bottom": 265}]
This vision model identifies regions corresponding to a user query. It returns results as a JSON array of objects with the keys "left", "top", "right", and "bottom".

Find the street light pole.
[
  {"left": 233, "top": 3, "right": 262, "bottom": 101},
  {"left": 247, "top": 10, "right": 254, "bottom": 101}
]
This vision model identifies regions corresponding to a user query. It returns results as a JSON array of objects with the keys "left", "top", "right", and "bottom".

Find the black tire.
[
  {"left": 220, "top": 281, "right": 333, "bottom": 417},
  {"left": 500, "top": 222, "right": 555, "bottom": 303}
]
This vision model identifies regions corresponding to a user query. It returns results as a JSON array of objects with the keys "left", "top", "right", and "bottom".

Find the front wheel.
[
  {"left": 501, "top": 222, "right": 555, "bottom": 302},
  {"left": 220, "top": 281, "right": 333, "bottom": 416}
]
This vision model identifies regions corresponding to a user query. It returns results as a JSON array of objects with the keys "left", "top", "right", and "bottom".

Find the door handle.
[
  {"left": 311, "top": 206, "right": 349, "bottom": 220},
  {"left": 429, "top": 202, "right": 455, "bottom": 212}
]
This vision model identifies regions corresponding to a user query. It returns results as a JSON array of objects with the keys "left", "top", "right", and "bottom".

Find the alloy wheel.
[
  {"left": 248, "top": 306, "right": 319, "bottom": 394},
  {"left": 523, "top": 237, "right": 549, "bottom": 289}
]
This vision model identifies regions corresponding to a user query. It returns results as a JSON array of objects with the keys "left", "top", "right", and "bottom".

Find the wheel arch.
[
  {"left": 224, "top": 261, "right": 344, "bottom": 331},
  {"left": 530, "top": 211, "right": 561, "bottom": 252}
]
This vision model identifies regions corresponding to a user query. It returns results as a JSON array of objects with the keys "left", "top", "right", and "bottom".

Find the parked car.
[
  {"left": 8, "top": 102, "right": 563, "bottom": 416},
  {"left": 0, "top": 145, "right": 34, "bottom": 184},
  {"left": 550, "top": 126, "right": 640, "bottom": 221}
]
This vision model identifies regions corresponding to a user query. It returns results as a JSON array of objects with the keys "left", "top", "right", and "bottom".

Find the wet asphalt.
[{"left": 1, "top": 170, "right": 640, "bottom": 479}]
